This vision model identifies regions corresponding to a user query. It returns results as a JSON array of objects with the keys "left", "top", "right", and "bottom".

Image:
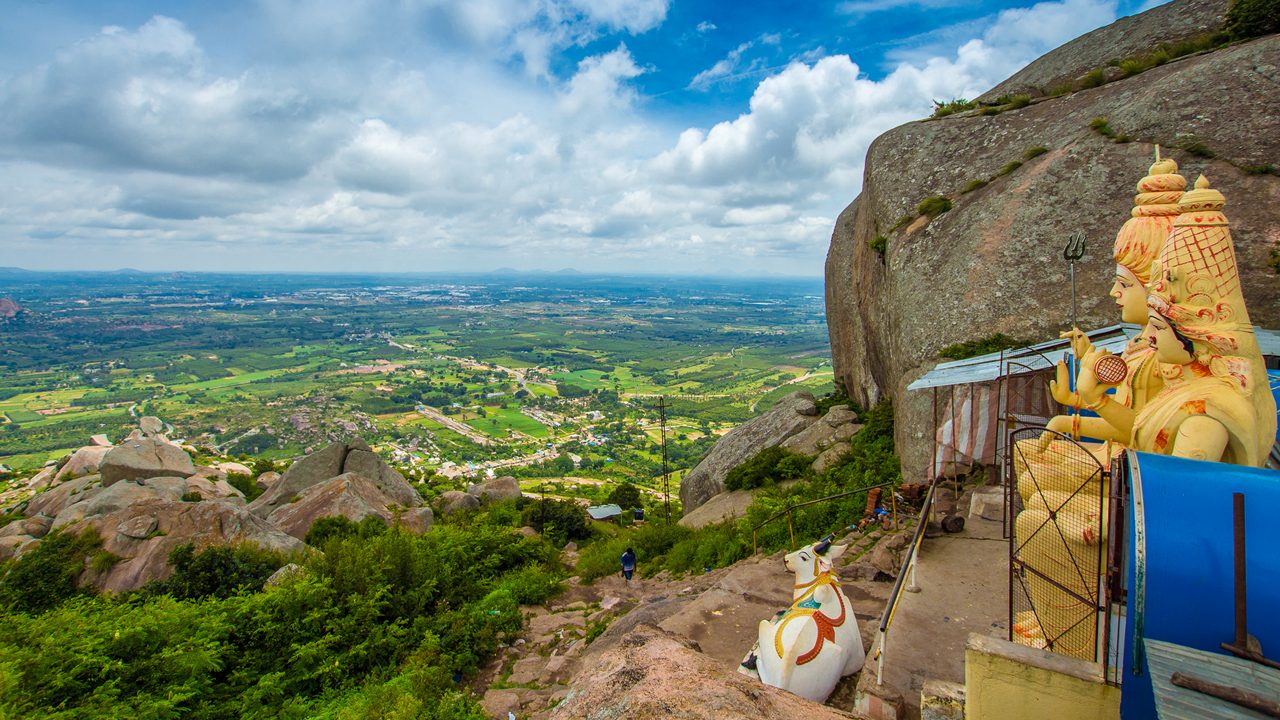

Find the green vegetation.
[
  {"left": 225, "top": 472, "right": 265, "bottom": 502},
  {"left": 996, "top": 161, "right": 1023, "bottom": 176},
  {"left": 579, "top": 398, "right": 902, "bottom": 581},
  {"left": 0, "top": 523, "right": 561, "bottom": 719},
  {"left": 868, "top": 234, "right": 888, "bottom": 257},
  {"left": 1242, "top": 163, "right": 1278, "bottom": 175},
  {"left": 150, "top": 543, "right": 286, "bottom": 600},
  {"left": 725, "top": 446, "right": 812, "bottom": 491},
  {"left": 0, "top": 529, "right": 103, "bottom": 613},
  {"left": 606, "top": 481, "right": 643, "bottom": 509},
  {"left": 931, "top": 98, "right": 977, "bottom": 118},
  {"left": 521, "top": 498, "right": 591, "bottom": 546},
  {"left": 1225, "top": 0, "right": 1280, "bottom": 38},
  {"left": 1176, "top": 136, "right": 1216, "bottom": 158},
  {"left": 961, "top": 179, "right": 989, "bottom": 194},
  {"left": 1089, "top": 116, "right": 1131, "bottom": 143},
  {"left": 1079, "top": 68, "right": 1107, "bottom": 89},
  {"left": 916, "top": 196, "right": 953, "bottom": 219},
  {"left": 938, "top": 333, "right": 1028, "bottom": 361},
  {"left": 1023, "top": 145, "right": 1049, "bottom": 160}
]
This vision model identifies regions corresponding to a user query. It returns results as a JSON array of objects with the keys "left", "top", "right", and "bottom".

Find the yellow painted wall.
[{"left": 964, "top": 634, "right": 1120, "bottom": 720}]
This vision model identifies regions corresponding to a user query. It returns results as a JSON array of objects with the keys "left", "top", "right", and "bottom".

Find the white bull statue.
[{"left": 739, "top": 535, "right": 865, "bottom": 702}]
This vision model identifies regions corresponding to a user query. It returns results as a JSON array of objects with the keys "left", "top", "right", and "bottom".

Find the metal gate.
[{"left": 1008, "top": 427, "right": 1109, "bottom": 663}]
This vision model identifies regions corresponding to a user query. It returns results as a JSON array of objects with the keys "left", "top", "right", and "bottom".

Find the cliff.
[{"left": 825, "top": 7, "right": 1280, "bottom": 480}]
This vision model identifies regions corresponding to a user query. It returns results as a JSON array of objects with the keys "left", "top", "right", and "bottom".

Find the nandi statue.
[{"left": 739, "top": 536, "right": 865, "bottom": 702}]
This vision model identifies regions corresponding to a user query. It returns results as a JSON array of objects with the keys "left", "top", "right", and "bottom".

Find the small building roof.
[
  {"left": 587, "top": 504, "right": 623, "bottom": 520},
  {"left": 907, "top": 324, "right": 1280, "bottom": 392}
]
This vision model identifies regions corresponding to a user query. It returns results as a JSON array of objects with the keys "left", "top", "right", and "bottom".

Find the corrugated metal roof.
[
  {"left": 1146, "top": 638, "right": 1280, "bottom": 719},
  {"left": 907, "top": 324, "right": 1280, "bottom": 391},
  {"left": 587, "top": 504, "right": 622, "bottom": 520}
]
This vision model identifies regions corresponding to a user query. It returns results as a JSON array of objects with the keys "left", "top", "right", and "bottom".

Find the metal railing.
[
  {"left": 749, "top": 481, "right": 899, "bottom": 557},
  {"left": 873, "top": 478, "right": 938, "bottom": 685}
]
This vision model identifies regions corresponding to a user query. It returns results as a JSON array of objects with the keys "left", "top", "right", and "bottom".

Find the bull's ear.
[{"left": 827, "top": 544, "right": 849, "bottom": 560}]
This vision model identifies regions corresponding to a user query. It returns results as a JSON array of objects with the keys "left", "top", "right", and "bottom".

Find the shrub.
[
  {"left": 997, "top": 161, "right": 1023, "bottom": 176},
  {"left": 725, "top": 446, "right": 812, "bottom": 491},
  {"left": 889, "top": 214, "right": 913, "bottom": 232},
  {"left": 606, "top": 482, "right": 643, "bottom": 510},
  {"left": 304, "top": 514, "right": 389, "bottom": 546},
  {"left": 1005, "top": 94, "right": 1032, "bottom": 109},
  {"left": 181, "top": 491, "right": 202, "bottom": 502},
  {"left": 1078, "top": 68, "right": 1107, "bottom": 89},
  {"left": 1225, "top": 0, "right": 1280, "bottom": 38},
  {"left": 0, "top": 529, "right": 102, "bottom": 613},
  {"left": 1177, "top": 137, "right": 1216, "bottom": 158},
  {"left": 225, "top": 471, "right": 264, "bottom": 502},
  {"left": 868, "top": 234, "right": 888, "bottom": 257},
  {"left": 492, "top": 563, "right": 563, "bottom": 605},
  {"left": 1242, "top": 163, "right": 1278, "bottom": 175},
  {"left": 931, "top": 98, "right": 976, "bottom": 117},
  {"left": 1023, "top": 145, "right": 1049, "bottom": 160},
  {"left": 961, "top": 179, "right": 989, "bottom": 194},
  {"left": 916, "top": 196, "right": 952, "bottom": 219},
  {"left": 939, "top": 333, "right": 1028, "bottom": 360},
  {"left": 978, "top": 105, "right": 1002, "bottom": 116},
  {"left": 521, "top": 498, "right": 590, "bottom": 546},
  {"left": 153, "top": 543, "right": 286, "bottom": 600}
]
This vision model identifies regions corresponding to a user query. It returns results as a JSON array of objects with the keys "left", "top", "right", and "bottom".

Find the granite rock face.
[
  {"left": 267, "top": 472, "right": 409, "bottom": 540},
  {"left": 468, "top": 475, "right": 523, "bottom": 503},
  {"left": 825, "top": 30, "right": 1280, "bottom": 481},
  {"left": 249, "top": 441, "right": 421, "bottom": 518},
  {"left": 99, "top": 438, "right": 196, "bottom": 487},
  {"left": 678, "top": 391, "right": 819, "bottom": 515},
  {"left": 550, "top": 624, "right": 855, "bottom": 720},
  {"left": 977, "top": 0, "right": 1229, "bottom": 103}
]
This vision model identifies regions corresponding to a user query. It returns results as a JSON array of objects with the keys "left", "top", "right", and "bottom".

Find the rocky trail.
[{"left": 474, "top": 518, "right": 920, "bottom": 720}]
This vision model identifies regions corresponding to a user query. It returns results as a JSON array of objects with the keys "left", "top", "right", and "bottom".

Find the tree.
[{"left": 606, "top": 482, "right": 642, "bottom": 510}]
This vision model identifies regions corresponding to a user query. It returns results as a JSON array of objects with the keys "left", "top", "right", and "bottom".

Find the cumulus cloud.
[{"left": 0, "top": 0, "right": 1120, "bottom": 274}]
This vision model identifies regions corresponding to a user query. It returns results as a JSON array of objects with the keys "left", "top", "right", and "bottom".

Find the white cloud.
[
  {"left": 0, "top": 0, "right": 1120, "bottom": 275},
  {"left": 696, "top": 21, "right": 717, "bottom": 33},
  {"left": 688, "top": 33, "right": 782, "bottom": 90}
]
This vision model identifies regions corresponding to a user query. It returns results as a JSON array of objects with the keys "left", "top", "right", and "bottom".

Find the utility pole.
[{"left": 659, "top": 395, "right": 670, "bottom": 523}]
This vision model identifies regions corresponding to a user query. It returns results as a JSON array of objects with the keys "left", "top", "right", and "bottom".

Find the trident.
[{"left": 1063, "top": 231, "right": 1086, "bottom": 331}]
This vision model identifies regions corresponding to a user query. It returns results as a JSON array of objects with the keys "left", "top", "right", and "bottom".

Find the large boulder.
[
  {"left": 249, "top": 442, "right": 347, "bottom": 517},
  {"left": 99, "top": 438, "right": 196, "bottom": 487},
  {"left": 25, "top": 474, "right": 99, "bottom": 518},
  {"left": 64, "top": 499, "right": 306, "bottom": 593},
  {"left": 436, "top": 490, "right": 480, "bottom": 516},
  {"left": 51, "top": 477, "right": 187, "bottom": 529},
  {"left": 267, "top": 472, "right": 401, "bottom": 540},
  {"left": 249, "top": 441, "right": 421, "bottom": 518},
  {"left": 679, "top": 391, "right": 819, "bottom": 514},
  {"left": 54, "top": 446, "right": 112, "bottom": 482},
  {"left": 826, "top": 28, "right": 1280, "bottom": 480},
  {"left": 780, "top": 405, "right": 863, "bottom": 457},
  {"left": 550, "top": 624, "right": 855, "bottom": 720},
  {"left": 467, "top": 476, "right": 522, "bottom": 503},
  {"left": 184, "top": 476, "right": 245, "bottom": 503}
]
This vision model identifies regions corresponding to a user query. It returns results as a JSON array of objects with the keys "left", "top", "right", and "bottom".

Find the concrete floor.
[{"left": 864, "top": 499, "right": 1009, "bottom": 718}]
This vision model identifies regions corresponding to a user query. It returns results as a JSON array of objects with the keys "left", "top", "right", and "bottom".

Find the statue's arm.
[
  {"left": 1171, "top": 416, "right": 1230, "bottom": 462},
  {"left": 1044, "top": 414, "right": 1128, "bottom": 444}
]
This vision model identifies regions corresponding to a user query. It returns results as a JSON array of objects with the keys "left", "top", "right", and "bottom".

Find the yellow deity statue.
[
  {"left": 1011, "top": 155, "right": 1185, "bottom": 659},
  {"left": 1076, "top": 175, "right": 1277, "bottom": 465}
]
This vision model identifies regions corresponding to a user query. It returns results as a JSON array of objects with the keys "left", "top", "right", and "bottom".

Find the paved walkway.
[{"left": 863, "top": 490, "right": 1009, "bottom": 718}]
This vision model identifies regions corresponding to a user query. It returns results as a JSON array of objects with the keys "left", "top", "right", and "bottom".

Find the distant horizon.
[{"left": 0, "top": 265, "right": 824, "bottom": 281}]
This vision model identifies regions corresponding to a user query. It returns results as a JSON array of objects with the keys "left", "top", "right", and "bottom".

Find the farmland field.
[{"left": 0, "top": 269, "right": 832, "bottom": 506}]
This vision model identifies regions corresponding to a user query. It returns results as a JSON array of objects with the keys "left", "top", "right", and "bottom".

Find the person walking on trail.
[{"left": 620, "top": 547, "right": 637, "bottom": 583}]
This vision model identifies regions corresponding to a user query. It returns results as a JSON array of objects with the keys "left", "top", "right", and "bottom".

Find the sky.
[{"left": 0, "top": 0, "right": 1164, "bottom": 276}]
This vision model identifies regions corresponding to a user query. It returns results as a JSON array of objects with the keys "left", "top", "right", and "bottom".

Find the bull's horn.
[{"left": 814, "top": 534, "right": 836, "bottom": 555}]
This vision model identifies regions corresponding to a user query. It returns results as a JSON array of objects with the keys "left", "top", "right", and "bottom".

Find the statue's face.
[
  {"left": 1146, "top": 313, "right": 1193, "bottom": 365},
  {"left": 1110, "top": 267, "right": 1147, "bottom": 324}
]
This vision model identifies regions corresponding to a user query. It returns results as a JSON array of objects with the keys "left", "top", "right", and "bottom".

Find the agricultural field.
[{"left": 0, "top": 269, "right": 832, "bottom": 504}]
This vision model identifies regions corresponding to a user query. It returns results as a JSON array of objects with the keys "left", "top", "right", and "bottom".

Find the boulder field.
[{"left": 2, "top": 420, "right": 434, "bottom": 592}]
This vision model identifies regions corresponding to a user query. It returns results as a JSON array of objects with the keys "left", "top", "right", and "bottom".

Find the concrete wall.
[{"left": 964, "top": 634, "right": 1120, "bottom": 720}]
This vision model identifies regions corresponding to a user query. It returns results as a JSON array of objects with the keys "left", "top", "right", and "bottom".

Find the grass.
[
  {"left": 961, "top": 179, "right": 988, "bottom": 194},
  {"left": 939, "top": 333, "right": 1029, "bottom": 361},
  {"left": 1176, "top": 137, "right": 1216, "bottom": 158},
  {"left": 1089, "top": 116, "right": 1132, "bottom": 143},
  {"left": 996, "top": 161, "right": 1022, "bottom": 177},
  {"left": 931, "top": 98, "right": 976, "bottom": 118},
  {"left": 889, "top": 215, "right": 913, "bottom": 232},
  {"left": 1022, "top": 145, "right": 1048, "bottom": 160},
  {"left": 1079, "top": 68, "right": 1107, "bottom": 89},
  {"left": 916, "top": 196, "right": 952, "bottom": 219},
  {"left": 1242, "top": 163, "right": 1279, "bottom": 176}
]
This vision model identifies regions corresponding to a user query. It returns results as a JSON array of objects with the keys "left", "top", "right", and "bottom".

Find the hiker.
[{"left": 620, "top": 547, "right": 636, "bottom": 583}]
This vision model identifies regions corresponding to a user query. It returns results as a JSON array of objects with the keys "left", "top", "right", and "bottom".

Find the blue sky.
[{"left": 0, "top": 0, "right": 1161, "bottom": 275}]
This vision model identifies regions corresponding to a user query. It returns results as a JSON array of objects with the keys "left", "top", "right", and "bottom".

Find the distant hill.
[{"left": 0, "top": 298, "right": 24, "bottom": 319}]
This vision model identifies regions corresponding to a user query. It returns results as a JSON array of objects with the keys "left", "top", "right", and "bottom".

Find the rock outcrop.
[
  {"left": 550, "top": 624, "right": 857, "bottom": 720},
  {"left": 436, "top": 490, "right": 481, "bottom": 516},
  {"left": 825, "top": 19, "right": 1280, "bottom": 480},
  {"left": 267, "top": 472, "right": 431, "bottom": 540},
  {"left": 468, "top": 475, "right": 522, "bottom": 503},
  {"left": 54, "top": 445, "right": 112, "bottom": 482},
  {"left": 99, "top": 438, "right": 196, "bottom": 486},
  {"left": 679, "top": 391, "right": 819, "bottom": 514},
  {"left": 249, "top": 440, "right": 421, "bottom": 518}
]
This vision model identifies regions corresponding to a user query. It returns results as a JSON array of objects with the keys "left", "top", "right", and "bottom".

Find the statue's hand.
[
  {"left": 1076, "top": 347, "right": 1123, "bottom": 405},
  {"left": 1048, "top": 360, "right": 1078, "bottom": 407},
  {"left": 1059, "top": 327, "right": 1094, "bottom": 360}
]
